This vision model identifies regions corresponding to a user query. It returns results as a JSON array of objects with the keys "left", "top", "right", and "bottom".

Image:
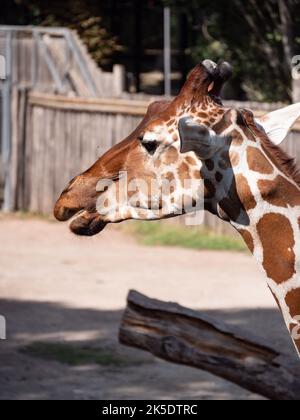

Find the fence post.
[
  {"left": 1, "top": 30, "right": 13, "bottom": 212},
  {"left": 0, "top": 315, "right": 6, "bottom": 340},
  {"left": 164, "top": 7, "right": 171, "bottom": 97},
  {"left": 113, "top": 65, "right": 125, "bottom": 97}
]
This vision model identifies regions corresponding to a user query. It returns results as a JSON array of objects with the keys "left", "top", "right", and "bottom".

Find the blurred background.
[
  {"left": 0, "top": 0, "right": 300, "bottom": 400},
  {"left": 1, "top": 0, "right": 300, "bottom": 100}
]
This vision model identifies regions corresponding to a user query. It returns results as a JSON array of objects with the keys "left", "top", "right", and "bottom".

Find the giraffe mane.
[{"left": 240, "top": 108, "right": 300, "bottom": 188}]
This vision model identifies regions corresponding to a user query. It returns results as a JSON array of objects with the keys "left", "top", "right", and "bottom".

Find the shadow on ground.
[{"left": 0, "top": 298, "right": 299, "bottom": 400}]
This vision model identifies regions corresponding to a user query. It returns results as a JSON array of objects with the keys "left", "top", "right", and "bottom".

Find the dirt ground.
[{"left": 0, "top": 215, "right": 299, "bottom": 400}]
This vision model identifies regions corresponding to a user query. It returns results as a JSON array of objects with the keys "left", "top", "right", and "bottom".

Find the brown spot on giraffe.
[
  {"left": 239, "top": 229, "right": 254, "bottom": 254},
  {"left": 170, "top": 184, "right": 175, "bottom": 194},
  {"left": 167, "top": 120, "right": 175, "bottom": 127},
  {"left": 185, "top": 156, "right": 197, "bottom": 166},
  {"left": 257, "top": 213, "right": 296, "bottom": 284},
  {"left": 258, "top": 176, "right": 300, "bottom": 208},
  {"left": 198, "top": 112, "right": 209, "bottom": 119},
  {"left": 178, "top": 162, "right": 191, "bottom": 187},
  {"left": 163, "top": 147, "right": 179, "bottom": 165},
  {"left": 193, "top": 170, "right": 201, "bottom": 179},
  {"left": 154, "top": 159, "right": 162, "bottom": 169},
  {"left": 165, "top": 172, "right": 175, "bottom": 183},
  {"left": 247, "top": 146, "right": 274, "bottom": 174},
  {"left": 230, "top": 129, "right": 244, "bottom": 146},
  {"left": 285, "top": 288, "right": 300, "bottom": 319},
  {"left": 172, "top": 133, "right": 178, "bottom": 141},
  {"left": 235, "top": 174, "right": 257, "bottom": 211},
  {"left": 229, "top": 151, "right": 240, "bottom": 167}
]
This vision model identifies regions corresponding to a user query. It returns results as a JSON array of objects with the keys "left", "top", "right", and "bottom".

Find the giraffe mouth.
[{"left": 68, "top": 210, "right": 107, "bottom": 237}]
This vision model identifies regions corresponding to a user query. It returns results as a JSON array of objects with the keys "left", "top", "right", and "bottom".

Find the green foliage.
[
  {"left": 4, "top": 0, "right": 120, "bottom": 66},
  {"left": 128, "top": 221, "right": 247, "bottom": 252},
  {"left": 2, "top": 0, "right": 300, "bottom": 100},
  {"left": 163, "top": 0, "right": 300, "bottom": 101}
]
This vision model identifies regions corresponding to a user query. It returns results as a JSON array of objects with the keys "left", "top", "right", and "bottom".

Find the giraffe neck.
[
  {"left": 212, "top": 125, "right": 300, "bottom": 355},
  {"left": 235, "top": 177, "right": 300, "bottom": 355}
]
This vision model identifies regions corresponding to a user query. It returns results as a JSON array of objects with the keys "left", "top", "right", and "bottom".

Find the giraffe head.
[
  {"left": 178, "top": 103, "right": 300, "bottom": 228},
  {"left": 54, "top": 61, "right": 232, "bottom": 235}
]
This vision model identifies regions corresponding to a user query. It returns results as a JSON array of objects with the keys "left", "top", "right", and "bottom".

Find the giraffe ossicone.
[{"left": 54, "top": 60, "right": 300, "bottom": 357}]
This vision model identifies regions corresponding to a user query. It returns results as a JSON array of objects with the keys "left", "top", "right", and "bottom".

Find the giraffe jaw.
[{"left": 69, "top": 210, "right": 107, "bottom": 237}]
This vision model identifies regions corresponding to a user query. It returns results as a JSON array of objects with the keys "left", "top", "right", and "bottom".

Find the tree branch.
[{"left": 120, "top": 290, "right": 300, "bottom": 401}]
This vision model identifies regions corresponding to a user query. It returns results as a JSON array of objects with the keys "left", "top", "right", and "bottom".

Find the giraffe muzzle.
[
  {"left": 69, "top": 210, "right": 107, "bottom": 236},
  {"left": 53, "top": 201, "right": 84, "bottom": 222}
]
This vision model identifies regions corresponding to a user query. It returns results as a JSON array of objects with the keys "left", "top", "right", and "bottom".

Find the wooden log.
[{"left": 119, "top": 290, "right": 300, "bottom": 400}]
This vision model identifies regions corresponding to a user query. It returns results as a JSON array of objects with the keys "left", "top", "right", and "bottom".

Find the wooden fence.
[
  {"left": 0, "top": 26, "right": 125, "bottom": 212},
  {"left": 0, "top": 26, "right": 125, "bottom": 97},
  {"left": 8, "top": 90, "right": 300, "bottom": 235}
]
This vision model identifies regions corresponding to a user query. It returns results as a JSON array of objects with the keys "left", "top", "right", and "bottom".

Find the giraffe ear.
[
  {"left": 256, "top": 103, "right": 300, "bottom": 145},
  {"left": 178, "top": 117, "right": 223, "bottom": 159}
]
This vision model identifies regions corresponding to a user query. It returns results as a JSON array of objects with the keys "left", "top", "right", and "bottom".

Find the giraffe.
[
  {"left": 54, "top": 61, "right": 300, "bottom": 356},
  {"left": 179, "top": 107, "right": 300, "bottom": 356}
]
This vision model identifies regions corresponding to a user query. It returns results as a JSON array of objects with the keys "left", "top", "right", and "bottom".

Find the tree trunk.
[
  {"left": 278, "top": 0, "right": 293, "bottom": 71},
  {"left": 119, "top": 290, "right": 300, "bottom": 401}
]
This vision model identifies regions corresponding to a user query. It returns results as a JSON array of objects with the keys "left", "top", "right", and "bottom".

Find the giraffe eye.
[{"left": 141, "top": 140, "right": 159, "bottom": 155}]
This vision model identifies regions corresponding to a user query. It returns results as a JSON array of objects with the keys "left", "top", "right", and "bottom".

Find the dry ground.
[{"left": 0, "top": 215, "right": 299, "bottom": 400}]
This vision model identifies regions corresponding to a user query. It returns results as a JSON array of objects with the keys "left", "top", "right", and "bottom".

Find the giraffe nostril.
[{"left": 53, "top": 200, "right": 83, "bottom": 222}]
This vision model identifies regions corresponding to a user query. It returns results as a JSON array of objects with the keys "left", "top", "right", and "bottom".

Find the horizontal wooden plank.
[
  {"left": 28, "top": 92, "right": 300, "bottom": 131},
  {"left": 28, "top": 92, "right": 151, "bottom": 115},
  {"left": 0, "top": 25, "right": 69, "bottom": 36}
]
